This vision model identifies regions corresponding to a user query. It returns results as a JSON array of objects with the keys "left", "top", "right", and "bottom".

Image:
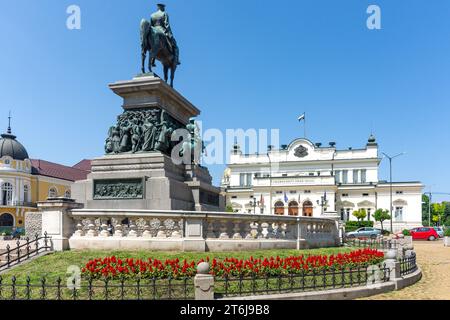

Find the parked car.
[
  {"left": 410, "top": 227, "right": 439, "bottom": 241},
  {"left": 433, "top": 227, "right": 444, "bottom": 238},
  {"left": 346, "top": 227, "right": 382, "bottom": 239}
]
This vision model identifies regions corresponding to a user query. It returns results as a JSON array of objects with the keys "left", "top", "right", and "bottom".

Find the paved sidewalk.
[{"left": 364, "top": 240, "right": 450, "bottom": 300}]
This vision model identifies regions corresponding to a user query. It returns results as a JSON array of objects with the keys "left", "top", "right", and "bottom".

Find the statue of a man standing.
[{"left": 151, "top": 3, "right": 180, "bottom": 65}]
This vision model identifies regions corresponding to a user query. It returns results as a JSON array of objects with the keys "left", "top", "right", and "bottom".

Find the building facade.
[
  {"left": 221, "top": 135, "right": 423, "bottom": 233},
  {"left": 0, "top": 125, "right": 90, "bottom": 231}
]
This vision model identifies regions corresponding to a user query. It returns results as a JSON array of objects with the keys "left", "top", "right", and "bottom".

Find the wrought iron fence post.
[
  {"left": 72, "top": 277, "right": 77, "bottom": 300},
  {"left": 26, "top": 237, "right": 30, "bottom": 259},
  {"left": 34, "top": 234, "right": 39, "bottom": 254},
  {"left": 120, "top": 278, "right": 125, "bottom": 300},
  {"left": 26, "top": 276, "right": 31, "bottom": 300},
  {"left": 88, "top": 278, "right": 93, "bottom": 300},
  {"left": 11, "top": 276, "right": 16, "bottom": 300},
  {"left": 16, "top": 240, "right": 21, "bottom": 263},
  {"left": 41, "top": 277, "right": 47, "bottom": 300},
  {"left": 137, "top": 277, "right": 142, "bottom": 300},
  {"left": 56, "top": 277, "right": 62, "bottom": 300},
  {"left": 6, "top": 245, "right": 10, "bottom": 268}
]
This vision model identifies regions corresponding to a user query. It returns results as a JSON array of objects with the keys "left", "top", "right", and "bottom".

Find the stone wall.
[{"left": 25, "top": 212, "right": 42, "bottom": 238}]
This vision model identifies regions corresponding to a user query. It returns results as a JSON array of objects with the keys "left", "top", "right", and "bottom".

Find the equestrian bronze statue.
[{"left": 141, "top": 3, "right": 180, "bottom": 87}]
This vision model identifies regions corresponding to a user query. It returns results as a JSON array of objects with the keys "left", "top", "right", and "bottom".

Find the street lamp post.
[
  {"left": 382, "top": 152, "right": 405, "bottom": 233},
  {"left": 251, "top": 197, "right": 261, "bottom": 214},
  {"left": 267, "top": 150, "right": 273, "bottom": 215},
  {"left": 317, "top": 193, "right": 329, "bottom": 216}
]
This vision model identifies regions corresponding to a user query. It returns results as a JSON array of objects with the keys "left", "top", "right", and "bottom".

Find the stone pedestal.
[
  {"left": 194, "top": 263, "right": 214, "bottom": 300},
  {"left": 72, "top": 75, "right": 224, "bottom": 212},
  {"left": 38, "top": 199, "right": 84, "bottom": 251}
]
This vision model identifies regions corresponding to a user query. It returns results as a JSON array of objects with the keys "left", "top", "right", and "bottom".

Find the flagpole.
[{"left": 304, "top": 112, "right": 306, "bottom": 138}]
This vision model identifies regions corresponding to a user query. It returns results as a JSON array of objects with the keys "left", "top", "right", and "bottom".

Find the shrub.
[
  {"left": 345, "top": 221, "right": 374, "bottom": 232},
  {"left": 402, "top": 229, "right": 411, "bottom": 236},
  {"left": 445, "top": 228, "right": 450, "bottom": 237},
  {"left": 225, "top": 205, "right": 234, "bottom": 213}
]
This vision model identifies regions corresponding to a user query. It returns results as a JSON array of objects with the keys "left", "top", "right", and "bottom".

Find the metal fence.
[
  {"left": 0, "top": 232, "right": 52, "bottom": 271},
  {"left": 214, "top": 264, "right": 390, "bottom": 298},
  {"left": 0, "top": 276, "right": 195, "bottom": 300},
  {"left": 399, "top": 252, "right": 418, "bottom": 276}
]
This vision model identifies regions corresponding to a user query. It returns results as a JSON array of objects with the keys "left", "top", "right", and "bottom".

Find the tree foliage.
[
  {"left": 352, "top": 209, "right": 367, "bottom": 223},
  {"left": 374, "top": 209, "right": 391, "bottom": 231}
]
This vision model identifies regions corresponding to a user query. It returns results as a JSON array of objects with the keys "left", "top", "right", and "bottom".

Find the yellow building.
[{"left": 0, "top": 123, "right": 90, "bottom": 231}]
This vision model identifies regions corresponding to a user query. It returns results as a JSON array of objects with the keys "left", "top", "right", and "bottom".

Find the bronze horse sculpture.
[{"left": 140, "top": 19, "right": 178, "bottom": 87}]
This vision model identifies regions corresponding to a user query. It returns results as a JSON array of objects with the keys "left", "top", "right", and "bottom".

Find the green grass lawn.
[{"left": 1, "top": 247, "right": 354, "bottom": 283}]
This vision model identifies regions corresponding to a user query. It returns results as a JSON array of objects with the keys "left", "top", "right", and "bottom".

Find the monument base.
[{"left": 72, "top": 152, "right": 223, "bottom": 211}]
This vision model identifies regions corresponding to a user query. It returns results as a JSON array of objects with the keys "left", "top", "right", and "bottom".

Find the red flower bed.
[{"left": 81, "top": 249, "right": 384, "bottom": 280}]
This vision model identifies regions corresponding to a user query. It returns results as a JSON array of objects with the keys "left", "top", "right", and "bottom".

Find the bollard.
[
  {"left": 194, "top": 262, "right": 214, "bottom": 300},
  {"left": 385, "top": 249, "right": 401, "bottom": 281}
]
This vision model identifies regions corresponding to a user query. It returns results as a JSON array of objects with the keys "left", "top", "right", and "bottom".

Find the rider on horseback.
[{"left": 151, "top": 4, "right": 180, "bottom": 66}]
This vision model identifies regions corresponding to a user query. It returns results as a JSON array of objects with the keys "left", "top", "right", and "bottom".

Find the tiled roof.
[
  {"left": 31, "top": 159, "right": 91, "bottom": 182},
  {"left": 72, "top": 159, "right": 92, "bottom": 172}
]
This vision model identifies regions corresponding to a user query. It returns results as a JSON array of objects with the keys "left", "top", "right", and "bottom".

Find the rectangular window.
[
  {"left": 246, "top": 173, "right": 253, "bottom": 187},
  {"left": 239, "top": 173, "right": 245, "bottom": 187},
  {"left": 304, "top": 190, "right": 311, "bottom": 194},
  {"left": 239, "top": 173, "right": 253, "bottom": 187},
  {"left": 335, "top": 170, "right": 341, "bottom": 184},
  {"left": 395, "top": 207, "right": 404, "bottom": 221},
  {"left": 342, "top": 193, "right": 349, "bottom": 197},
  {"left": 396, "top": 191, "right": 404, "bottom": 195},
  {"left": 362, "top": 193, "right": 369, "bottom": 197},
  {"left": 361, "top": 169, "right": 367, "bottom": 183},
  {"left": 353, "top": 170, "right": 359, "bottom": 184},
  {"left": 342, "top": 170, "right": 348, "bottom": 184}
]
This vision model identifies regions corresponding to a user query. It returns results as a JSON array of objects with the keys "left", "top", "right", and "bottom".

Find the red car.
[{"left": 410, "top": 227, "right": 439, "bottom": 241}]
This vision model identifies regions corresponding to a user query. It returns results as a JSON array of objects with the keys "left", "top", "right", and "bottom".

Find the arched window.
[
  {"left": 64, "top": 190, "right": 71, "bottom": 199},
  {"left": 23, "top": 185, "right": 29, "bottom": 203},
  {"left": 1, "top": 183, "right": 13, "bottom": 206},
  {"left": 274, "top": 201, "right": 285, "bottom": 215},
  {"left": 288, "top": 201, "right": 299, "bottom": 216},
  {"left": 302, "top": 201, "right": 313, "bottom": 217},
  {"left": 48, "top": 187, "right": 58, "bottom": 199},
  {"left": 0, "top": 213, "right": 14, "bottom": 227}
]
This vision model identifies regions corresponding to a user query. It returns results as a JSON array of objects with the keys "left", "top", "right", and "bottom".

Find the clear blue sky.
[{"left": 1, "top": 0, "right": 449, "bottom": 201}]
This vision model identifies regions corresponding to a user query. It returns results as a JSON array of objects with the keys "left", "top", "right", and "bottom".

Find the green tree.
[
  {"left": 374, "top": 209, "right": 391, "bottom": 232},
  {"left": 422, "top": 194, "right": 431, "bottom": 225},
  {"left": 432, "top": 203, "right": 446, "bottom": 226},
  {"left": 352, "top": 209, "right": 367, "bottom": 225},
  {"left": 225, "top": 205, "right": 234, "bottom": 213}
]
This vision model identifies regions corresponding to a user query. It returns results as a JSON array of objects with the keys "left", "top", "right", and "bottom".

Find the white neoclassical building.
[{"left": 221, "top": 135, "right": 423, "bottom": 232}]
